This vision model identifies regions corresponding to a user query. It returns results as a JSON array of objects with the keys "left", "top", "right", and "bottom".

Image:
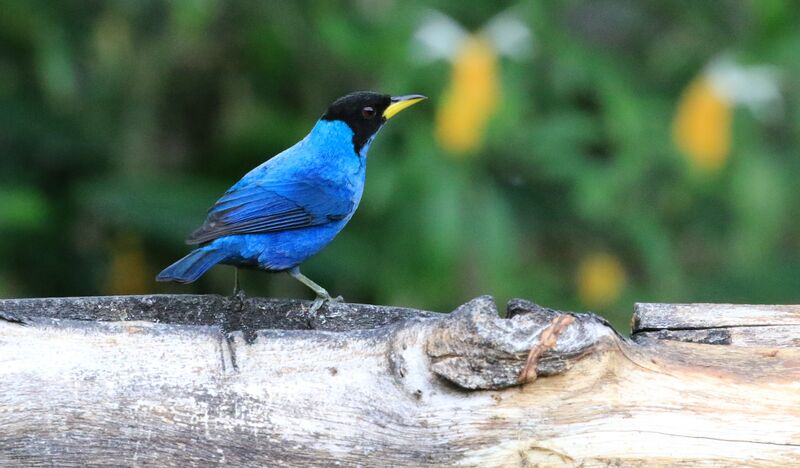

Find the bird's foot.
[
  {"left": 308, "top": 295, "right": 327, "bottom": 315},
  {"left": 308, "top": 293, "right": 344, "bottom": 315},
  {"left": 303, "top": 294, "right": 346, "bottom": 329},
  {"left": 233, "top": 287, "right": 247, "bottom": 302}
]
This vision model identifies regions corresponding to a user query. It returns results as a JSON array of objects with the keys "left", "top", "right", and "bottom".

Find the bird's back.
[{"left": 187, "top": 120, "right": 367, "bottom": 246}]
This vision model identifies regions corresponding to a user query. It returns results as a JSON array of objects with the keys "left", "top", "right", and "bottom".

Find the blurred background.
[{"left": 1, "top": 0, "right": 798, "bottom": 330}]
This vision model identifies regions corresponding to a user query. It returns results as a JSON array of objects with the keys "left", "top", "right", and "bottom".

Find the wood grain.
[{"left": 633, "top": 303, "right": 800, "bottom": 329}]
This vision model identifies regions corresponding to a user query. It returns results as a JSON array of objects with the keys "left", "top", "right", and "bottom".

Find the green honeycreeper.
[{"left": 157, "top": 92, "right": 426, "bottom": 309}]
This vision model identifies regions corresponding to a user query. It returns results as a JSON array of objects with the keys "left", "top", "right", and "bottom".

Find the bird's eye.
[{"left": 361, "top": 106, "right": 376, "bottom": 119}]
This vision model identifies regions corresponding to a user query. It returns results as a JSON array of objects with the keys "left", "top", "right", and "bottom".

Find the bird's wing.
[{"left": 186, "top": 179, "right": 353, "bottom": 245}]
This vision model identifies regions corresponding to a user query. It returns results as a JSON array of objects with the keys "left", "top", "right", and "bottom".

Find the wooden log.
[{"left": 1, "top": 295, "right": 799, "bottom": 466}]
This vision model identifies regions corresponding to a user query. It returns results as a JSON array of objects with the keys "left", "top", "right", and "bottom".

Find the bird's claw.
[
  {"left": 309, "top": 296, "right": 326, "bottom": 315},
  {"left": 308, "top": 294, "right": 344, "bottom": 315},
  {"left": 309, "top": 296, "right": 330, "bottom": 315}
]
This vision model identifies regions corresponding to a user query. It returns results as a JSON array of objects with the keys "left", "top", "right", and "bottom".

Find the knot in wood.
[{"left": 425, "top": 297, "right": 614, "bottom": 390}]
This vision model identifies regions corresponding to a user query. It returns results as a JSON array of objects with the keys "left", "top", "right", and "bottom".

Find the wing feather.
[{"left": 186, "top": 180, "right": 353, "bottom": 245}]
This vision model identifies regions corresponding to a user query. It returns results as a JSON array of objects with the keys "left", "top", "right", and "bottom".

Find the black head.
[
  {"left": 321, "top": 91, "right": 427, "bottom": 154},
  {"left": 321, "top": 91, "right": 391, "bottom": 154}
]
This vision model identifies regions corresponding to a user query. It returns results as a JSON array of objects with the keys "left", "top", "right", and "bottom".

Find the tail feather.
[{"left": 156, "top": 247, "right": 228, "bottom": 283}]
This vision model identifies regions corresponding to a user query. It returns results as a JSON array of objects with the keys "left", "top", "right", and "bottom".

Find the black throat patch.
[{"left": 321, "top": 91, "right": 391, "bottom": 154}]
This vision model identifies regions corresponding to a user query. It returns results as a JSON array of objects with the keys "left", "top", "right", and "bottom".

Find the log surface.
[
  {"left": 1, "top": 295, "right": 799, "bottom": 467},
  {"left": 633, "top": 302, "right": 800, "bottom": 347}
]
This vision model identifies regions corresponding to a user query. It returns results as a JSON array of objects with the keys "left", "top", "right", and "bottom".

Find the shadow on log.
[{"left": 1, "top": 295, "right": 799, "bottom": 466}]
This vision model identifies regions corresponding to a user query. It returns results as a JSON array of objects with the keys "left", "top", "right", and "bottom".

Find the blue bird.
[{"left": 157, "top": 91, "right": 426, "bottom": 309}]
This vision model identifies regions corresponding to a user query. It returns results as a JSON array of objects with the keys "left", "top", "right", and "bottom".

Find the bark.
[{"left": 1, "top": 294, "right": 799, "bottom": 467}]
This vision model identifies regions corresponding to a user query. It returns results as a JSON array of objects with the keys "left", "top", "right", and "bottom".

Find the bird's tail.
[{"left": 156, "top": 247, "right": 228, "bottom": 283}]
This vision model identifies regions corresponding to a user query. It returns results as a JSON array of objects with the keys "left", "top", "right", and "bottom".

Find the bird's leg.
[
  {"left": 232, "top": 267, "right": 246, "bottom": 301},
  {"left": 288, "top": 267, "right": 332, "bottom": 299},
  {"left": 288, "top": 267, "right": 342, "bottom": 314}
]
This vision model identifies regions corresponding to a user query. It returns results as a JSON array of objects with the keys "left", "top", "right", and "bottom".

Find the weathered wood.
[
  {"left": 633, "top": 303, "right": 800, "bottom": 329},
  {"left": 632, "top": 303, "right": 800, "bottom": 347},
  {"left": 633, "top": 325, "right": 800, "bottom": 347},
  {"left": 0, "top": 294, "right": 434, "bottom": 331},
  {"left": 2, "top": 295, "right": 800, "bottom": 466}
]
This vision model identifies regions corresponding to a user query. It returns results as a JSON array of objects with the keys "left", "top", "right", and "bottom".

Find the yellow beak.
[{"left": 383, "top": 94, "right": 427, "bottom": 120}]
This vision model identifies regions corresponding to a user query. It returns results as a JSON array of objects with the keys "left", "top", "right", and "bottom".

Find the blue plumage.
[
  {"left": 157, "top": 92, "right": 426, "bottom": 305},
  {"left": 158, "top": 247, "right": 229, "bottom": 284}
]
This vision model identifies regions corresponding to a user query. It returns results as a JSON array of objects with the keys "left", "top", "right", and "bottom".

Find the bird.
[{"left": 156, "top": 91, "right": 427, "bottom": 311}]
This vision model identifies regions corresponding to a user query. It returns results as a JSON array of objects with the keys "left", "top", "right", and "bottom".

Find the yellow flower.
[
  {"left": 672, "top": 76, "right": 732, "bottom": 173},
  {"left": 435, "top": 35, "right": 500, "bottom": 155},
  {"left": 414, "top": 9, "right": 532, "bottom": 156},
  {"left": 576, "top": 252, "right": 626, "bottom": 309}
]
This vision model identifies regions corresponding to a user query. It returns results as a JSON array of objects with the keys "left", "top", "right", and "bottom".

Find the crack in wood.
[
  {"left": 221, "top": 333, "right": 239, "bottom": 372},
  {"left": 634, "top": 323, "right": 800, "bottom": 333},
  {"left": 610, "top": 430, "right": 800, "bottom": 448},
  {"left": 0, "top": 311, "right": 25, "bottom": 325}
]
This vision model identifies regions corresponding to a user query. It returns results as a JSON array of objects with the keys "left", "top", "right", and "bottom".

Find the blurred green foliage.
[{"left": 1, "top": 0, "right": 799, "bottom": 330}]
